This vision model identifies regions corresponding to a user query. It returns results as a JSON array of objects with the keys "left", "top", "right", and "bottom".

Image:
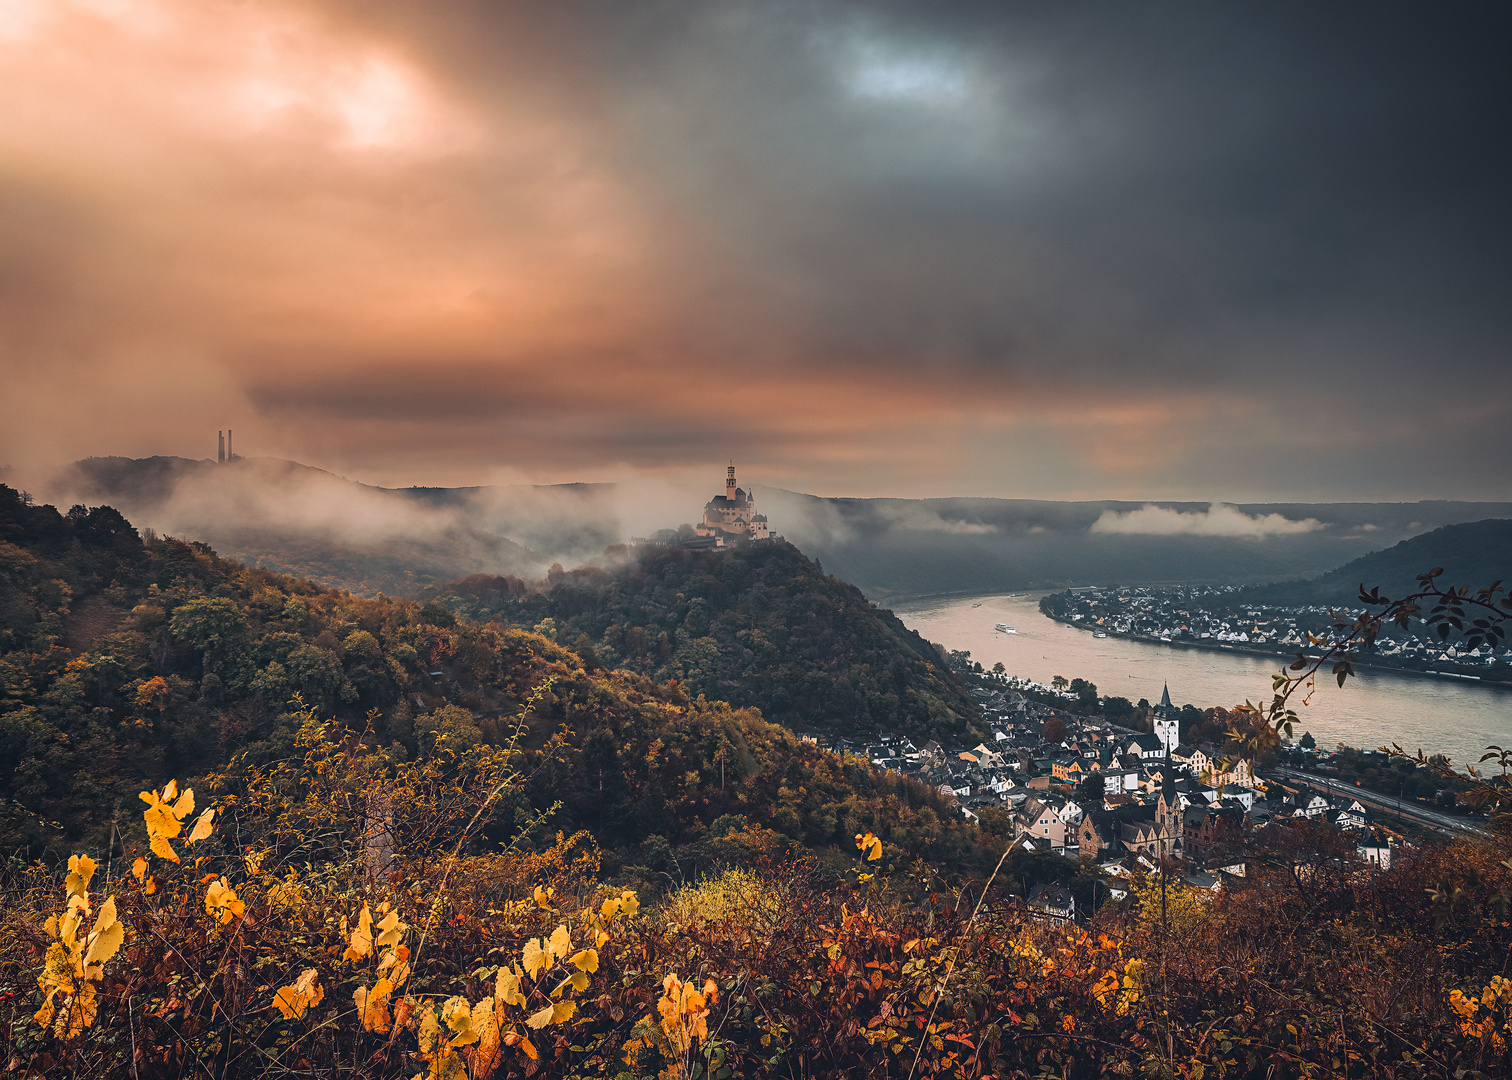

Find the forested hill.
[
  {"left": 419, "top": 540, "right": 983, "bottom": 742},
  {"left": 0, "top": 486, "right": 998, "bottom": 879},
  {"left": 1237, "top": 518, "right": 1512, "bottom": 607}
]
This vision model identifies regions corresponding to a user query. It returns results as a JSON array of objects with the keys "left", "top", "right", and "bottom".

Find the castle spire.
[{"left": 1159, "top": 682, "right": 1173, "bottom": 710}]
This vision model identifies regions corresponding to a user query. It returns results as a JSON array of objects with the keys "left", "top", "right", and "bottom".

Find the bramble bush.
[{"left": 3, "top": 689, "right": 1510, "bottom": 1078}]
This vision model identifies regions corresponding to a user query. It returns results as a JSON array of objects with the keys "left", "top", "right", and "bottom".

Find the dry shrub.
[{"left": 659, "top": 868, "right": 784, "bottom": 939}]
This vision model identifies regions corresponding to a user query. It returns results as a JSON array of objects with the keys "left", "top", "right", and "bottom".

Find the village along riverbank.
[{"left": 894, "top": 592, "right": 1512, "bottom": 770}]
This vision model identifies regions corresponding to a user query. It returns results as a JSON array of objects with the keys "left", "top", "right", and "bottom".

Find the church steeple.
[{"left": 1153, "top": 681, "right": 1179, "bottom": 757}]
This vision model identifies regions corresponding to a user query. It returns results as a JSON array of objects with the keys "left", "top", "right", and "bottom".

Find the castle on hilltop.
[{"left": 694, "top": 464, "right": 771, "bottom": 546}]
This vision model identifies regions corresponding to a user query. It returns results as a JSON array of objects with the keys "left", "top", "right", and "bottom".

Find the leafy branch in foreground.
[{"left": 1232, "top": 567, "right": 1512, "bottom": 823}]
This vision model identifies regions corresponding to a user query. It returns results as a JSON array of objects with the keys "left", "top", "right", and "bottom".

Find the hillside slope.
[
  {"left": 420, "top": 540, "right": 983, "bottom": 741},
  {"left": 0, "top": 486, "right": 994, "bottom": 876},
  {"left": 1238, "top": 517, "right": 1512, "bottom": 607}
]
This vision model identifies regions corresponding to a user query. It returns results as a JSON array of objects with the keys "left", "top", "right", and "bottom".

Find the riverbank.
[
  {"left": 894, "top": 592, "right": 1512, "bottom": 768},
  {"left": 1037, "top": 606, "right": 1510, "bottom": 688}
]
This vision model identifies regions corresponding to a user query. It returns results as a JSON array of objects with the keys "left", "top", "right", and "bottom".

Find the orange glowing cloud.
[{"left": 2, "top": 1, "right": 1505, "bottom": 501}]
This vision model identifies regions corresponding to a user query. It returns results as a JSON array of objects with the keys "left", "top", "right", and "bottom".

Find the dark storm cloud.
[{"left": 1, "top": 0, "right": 1508, "bottom": 498}]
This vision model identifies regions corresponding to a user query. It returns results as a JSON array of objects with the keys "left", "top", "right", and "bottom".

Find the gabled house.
[
  {"left": 1124, "top": 734, "right": 1166, "bottom": 760},
  {"left": 1294, "top": 794, "right": 1330, "bottom": 819},
  {"left": 1016, "top": 797, "right": 1068, "bottom": 851},
  {"left": 1028, "top": 884, "right": 1076, "bottom": 925},
  {"left": 1051, "top": 756, "right": 1085, "bottom": 783},
  {"left": 1172, "top": 744, "right": 1210, "bottom": 775}
]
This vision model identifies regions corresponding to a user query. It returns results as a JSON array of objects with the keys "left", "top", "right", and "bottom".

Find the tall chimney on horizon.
[
  {"left": 218, "top": 431, "right": 225, "bottom": 464},
  {"left": 227, "top": 429, "right": 233, "bottom": 461}
]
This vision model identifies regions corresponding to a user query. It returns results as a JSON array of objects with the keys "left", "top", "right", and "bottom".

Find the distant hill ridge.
[{"left": 1238, "top": 518, "right": 1512, "bottom": 607}]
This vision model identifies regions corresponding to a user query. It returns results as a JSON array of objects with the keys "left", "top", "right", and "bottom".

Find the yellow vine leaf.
[
  {"left": 495, "top": 967, "right": 526, "bottom": 1007},
  {"left": 533, "top": 884, "right": 555, "bottom": 909},
  {"left": 469, "top": 1008, "right": 505, "bottom": 1080},
  {"left": 467, "top": 997, "right": 495, "bottom": 1040},
  {"left": 130, "top": 857, "right": 147, "bottom": 883},
  {"left": 344, "top": 902, "right": 374, "bottom": 961},
  {"left": 83, "top": 897, "right": 123, "bottom": 968},
  {"left": 569, "top": 948, "right": 598, "bottom": 972},
  {"left": 525, "top": 1003, "right": 557, "bottom": 1030},
  {"left": 855, "top": 832, "right": 883, "bottom": 862},
  {"left": 380, "top": 951, "right": 412, "bottom": 989},
  {"left": 186, "top": 808, "right": 215, "bottom": 844},
  {"left": 417, "top": 1004, "right": 442, "bottom": 1056},
  {"left": 141, "top": 787, "right": 184, "bottom": 839},
  {"left": 521, "top": 938, "right": 548, "bottom": 980},
  {"left": 139, "top": 780, "right": 201, "bottom": 863},
  {"left": 547, "top": 924, "right": 571, "bottom": 961},
  {"left": 147, "top": 826, "right": 179, "bottom": 862},
  {"left": 205, "top": 878, "right": 245, "bottom": 924},
  {"left": 375, "top": 908, "right": 407, "bottom": 951},
  {"left": 353, "top": 978, "right": 394, "bottom": 1031},
  {"left": 65, "top": 855, "right": 96, "bottom": 898},
  {"left": 273, "top": 969, "right": 325, "bottom": 1020},
  {"left": 442, "top": 996, "right": 482, "bottom": 1046}
]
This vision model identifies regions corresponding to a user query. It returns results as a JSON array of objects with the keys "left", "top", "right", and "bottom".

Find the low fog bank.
[
  {"left": 757, "top": 489, "right": 1512, "bottom": 600},
  {"left": 23, "top": 456, "right": 1512, "bottom": 600},
  {"left": 29, "top": 456, "right": 717, "bottom": 597}
]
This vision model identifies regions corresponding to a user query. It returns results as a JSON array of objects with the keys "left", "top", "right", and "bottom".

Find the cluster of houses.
[
  {"left": 803, "top": 680, "right": 1403, "bottom": 916},
  {"left": 1045, "top": 586, "right": 1505, "bottom": 672}
]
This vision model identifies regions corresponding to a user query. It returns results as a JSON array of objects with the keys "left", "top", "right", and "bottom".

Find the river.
[{"left": 892, "top": 593, "right": 1512, "bottom": 767}]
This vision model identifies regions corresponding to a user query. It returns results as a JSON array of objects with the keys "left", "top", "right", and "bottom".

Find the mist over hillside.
[{"left": 26, "top": 455, "right": 1512, "bottom": 599}]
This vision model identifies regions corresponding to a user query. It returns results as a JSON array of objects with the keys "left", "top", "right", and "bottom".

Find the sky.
[{"left": 2, "top": 0, "right": 1509, "bottom": 502}]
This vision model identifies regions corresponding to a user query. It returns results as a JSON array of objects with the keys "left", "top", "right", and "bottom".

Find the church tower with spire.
[
  {"left": 1154, "top": 682, "right": 1183, "bottom": 857},
  {"left": 1153, "top": 682, "right": 1180, "bottom": 758}
]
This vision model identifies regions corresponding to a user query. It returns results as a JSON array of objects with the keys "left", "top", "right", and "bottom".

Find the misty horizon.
[{"left": 12, "top": 450, "right": 1506, "bottom": 603}]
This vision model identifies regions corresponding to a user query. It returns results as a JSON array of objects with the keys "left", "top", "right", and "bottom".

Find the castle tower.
[
  {"left": 218, "top": 430, "right": 225, "bottom": 464},
  {"left": 695, "top": 462, "right": 771, "bottom": 544}
]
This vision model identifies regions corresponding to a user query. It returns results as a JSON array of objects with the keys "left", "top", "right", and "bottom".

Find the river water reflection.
[{"left": 893, "top": 593, "right": 1512, "bottom": 768}]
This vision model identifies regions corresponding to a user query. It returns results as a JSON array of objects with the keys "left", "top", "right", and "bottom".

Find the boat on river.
[{"left": 995, "top": 623, "right": 1017, "bottom": 634}]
